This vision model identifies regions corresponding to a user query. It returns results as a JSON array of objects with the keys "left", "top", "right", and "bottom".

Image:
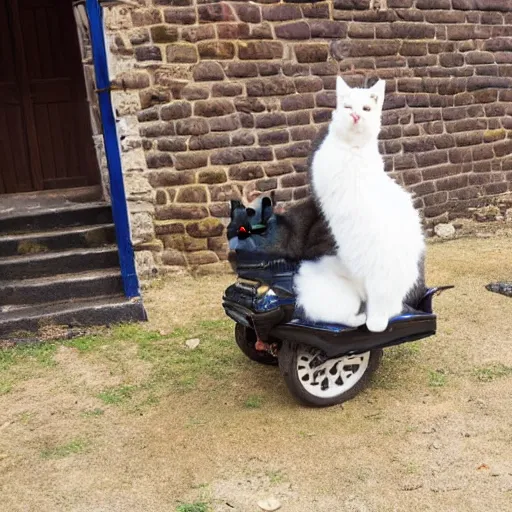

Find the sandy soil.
[{"left": 1, "top": 232, "right": 512, "bottom": 512}]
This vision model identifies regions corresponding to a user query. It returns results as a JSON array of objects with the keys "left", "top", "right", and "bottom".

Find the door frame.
[{"left": 85, "top": 0, "right": 140, "bottom": 299}]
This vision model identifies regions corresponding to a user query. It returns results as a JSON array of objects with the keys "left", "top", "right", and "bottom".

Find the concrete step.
[
  {"left": 0, "top": 202, "right": 112, "bottom": 235},
  {"left": 0, "top": 269, "right": 123, "bottom": 306},
  {"left": 0, "top": 224, "right": 116, "bottom": 257},
  {"left": 0, "top": 246, "right": 119, "bottom": 280},
  {"left": 0, "top": 295, "right": 147, "bottom": 337}
]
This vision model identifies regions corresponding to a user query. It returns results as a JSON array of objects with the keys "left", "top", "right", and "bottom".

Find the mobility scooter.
[{"left": 222, "top": 198, "right": 451, "bottom": 407}]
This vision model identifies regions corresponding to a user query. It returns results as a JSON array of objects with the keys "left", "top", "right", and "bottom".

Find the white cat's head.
[{"left": 331, "top": 77, "right": 386, "bottom": 144}]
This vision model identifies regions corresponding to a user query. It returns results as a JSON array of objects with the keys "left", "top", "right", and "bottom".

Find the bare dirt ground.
[{"left": 1, "top": 229, "right": 512, "bottom": 512}]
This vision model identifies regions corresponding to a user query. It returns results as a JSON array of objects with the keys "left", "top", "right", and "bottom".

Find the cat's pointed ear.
[
  {"left": 336, "top": 76, "right": 351, "bottom": 103},
  {"left": 369, "top": 79, "right": 386, "bottom": 109},
  {"left": 230, "top": 199, "right": 243, "bottom": 218}
]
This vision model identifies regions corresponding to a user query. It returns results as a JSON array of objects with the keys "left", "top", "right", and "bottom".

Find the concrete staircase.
[{"left": 0, "top": 200, "right": 146, "bottom": 337}]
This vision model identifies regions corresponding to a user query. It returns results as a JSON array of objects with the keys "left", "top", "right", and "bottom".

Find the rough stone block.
[
  {"left": 281, "top": 94, "right": 315, "bottom": 111},
  {"left": 181, "top": 85, "right": 210, "bottom": 101},
  {"left": 275, "top": 141, "right": 311, "bottom": 160},
  {"left": 176, "top": 118, "right": 209, "bottom": 136},
  {"left": 212, "top": 83, "right": 243, "bottom": 97},
  {"left": 258, "top": 130, "right": 290, "bottom": 146},
  {"left": 224, "top": 62, "right": 258, "bottom": 78},
  {"left": 262, "top": 4, "right": 302, "bottom": 21},
  {"left": 166, "top": 44, "right": 198, "bottom": 63},
  {"left": 194, "top": 99, "right": 235, "bottom": 118},
  {"left": 163, "top": 7, "right": 196, "bottom": 24},
  {"left": 255, "top": 112, "right": 287, "bottom": 129},
  {"left": 311, "top": 20, "right": 347, "bottom": 38},
  {"left": 247, "top": 78, "right": 295, "bottom": 97},
  {"left": 198, "top": 169, "right": 227, "bottom": 184},
  {"left": 209, "top": 114, "right": 240, "bottom": 132},
  {"left": 198, "top": 41, "right": 236, "bottom": 60},
  {"left": 140, "top": 122, "right": 175, "bottom": 138},
  {"left": 275, "top": 22, "right": 311, "bottom": 39},
  {"left": 198, "top": 3, "right": 236, "bottom": 23},
  {"left": 156, "top": 205, "right": 208, "bottom": 221},
  {"left": 131, "top": 9, "right": 162, "bottom": 27},
  {"left": 192, "top": 62, "right": 225, "bottom": 81},
  {"left": 188, "top": 133, "right": 230, "bottom": 151},
  {"left": 229, "top": 164, "right": 264, "bottom": 181},
  {"left": 232, "top": 132, "right": 255, "bottom": 146},
  {"left": 216, "top": 22, "right": 250, "bottom": 40},
  {"left": 161, "top": 101, "right": 192, "bottom": 120},
  {"left": 181, "top": 25, "right": 215, "bottom": 43},
  {"left": 258, "top": 62, "right": 281, "bottom": 76},
  {"left": 295, "top": 43, "right": 329, "bottom": 63},
  {"left": 174, "top": 152, "right": 208, "bottom": 170},
  {"left": 238, "top": 41, "right": 283, "bottom": 60}
]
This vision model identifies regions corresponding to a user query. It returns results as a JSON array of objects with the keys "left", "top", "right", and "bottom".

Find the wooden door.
[{"left": 0, "top": 0, "right": 100, "bottom": 195}]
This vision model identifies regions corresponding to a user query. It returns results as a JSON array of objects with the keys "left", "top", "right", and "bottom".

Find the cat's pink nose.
[{"left": 351, "top": 112, "right": 361, "bottom": 123}]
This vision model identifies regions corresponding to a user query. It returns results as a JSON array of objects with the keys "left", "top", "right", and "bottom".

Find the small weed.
[
  {"left": 0, "top": 381, "right": 12, "bottom": 395},
  {"left": 244, "top": 395, "right": 263, "bottom": 408},
  {"left": 472, "top": 363, "right": 512, "bottom": 382},
  {"left": 41, "top": 439, "right": 87, "bottom": 459},
  {"left": 176, "top": 502, "right": 210, "bottom": 512},
  {"left": 82, "top": 408, "right": 105, "bottom": 418},
  {"left": 266, "top": 469, "right": 285, "bottom": 485},
  {"left": 405, "top": 462, "right": 419, "bottom": 475},
  {"left": 186, "top": 417, "right": 207, "bottom": 428},
  {"left": 97, "top": 385, "right": 136, "bottom": 405},
  {"left": 429, "top": 369, "right": 447, "bottom": 387}
]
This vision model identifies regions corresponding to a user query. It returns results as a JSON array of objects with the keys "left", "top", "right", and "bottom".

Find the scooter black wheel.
[
  {"left": 235, "top": 323, "right": 278, "bottom": 366},
  {"left": 278, "top": 342, "right": 382, "bottom": 407}
]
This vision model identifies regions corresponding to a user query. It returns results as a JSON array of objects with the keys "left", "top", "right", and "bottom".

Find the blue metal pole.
[{"left": 85, "top": 0, "right": 140, "bottom": 298}]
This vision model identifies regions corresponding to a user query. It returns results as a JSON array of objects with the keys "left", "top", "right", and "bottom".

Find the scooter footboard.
[{"left": 270, "top": 314, "right": 437, "bottom": 359}]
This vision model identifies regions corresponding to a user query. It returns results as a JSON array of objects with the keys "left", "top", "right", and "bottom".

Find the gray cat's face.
[{"left": 332, "top": 77, "right": 385, "bottom": 143}]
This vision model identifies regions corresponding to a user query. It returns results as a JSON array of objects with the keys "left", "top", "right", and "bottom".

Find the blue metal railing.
[{"left": 85, "top": 0, "right": 140, "bottom": 298}]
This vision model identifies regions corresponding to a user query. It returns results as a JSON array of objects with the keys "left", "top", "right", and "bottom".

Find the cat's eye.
[
  {"left": 344, "top": 104, "right": 352, "bottom": 109},
  {"left": 363, "top": 106, "right": 371, "bottom": 112}
]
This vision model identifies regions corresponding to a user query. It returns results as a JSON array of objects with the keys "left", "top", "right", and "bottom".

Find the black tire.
[
  {"left": 278, "top": 341, "right": 383, "bottom": 407},
  {"left": 235, "top": 323, "right": 278, "bottom": 366}
]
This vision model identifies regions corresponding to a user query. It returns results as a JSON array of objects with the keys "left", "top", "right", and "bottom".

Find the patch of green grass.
[
  {"left": 40, "top": 438, "right": 87, "bottom": 459},
  {"left": 97, "top": 385, "right": 137, "bottom": 405},
  {"left": 0, "top": 342, "right": 57, "bottom": 371},
  {"left": 429, "top": 369, "right": 447, "bottom": 387},
  {"left": 176, "top": 502, "right": 210, "bottom": 512},
  {"left": 136, "top": 320, "right": 238, "bottom": 393},
  {"left": 65, "top": 335, "right": 106, "bottom": 352},
  {"left": 472, "top": 363, "right": 512, "bottom": 382},
  {"left": 372, "top": 343, "right": 422, "bottom": 389},
  {"left": 244, "top": 395, "right": 263, "bottom": 408}
]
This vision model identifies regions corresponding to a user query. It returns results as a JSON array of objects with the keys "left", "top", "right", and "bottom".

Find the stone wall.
[
  {"left": 73, "top": 3, "right": 109, "bottom": 200},
  {"left": 103, "top": 0, "right": 512, "bottom": 275}
]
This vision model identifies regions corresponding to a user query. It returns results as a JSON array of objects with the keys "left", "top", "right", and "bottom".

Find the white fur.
[
  {"left": 296, "top": 77, "right": 425, "bottom": 332},
  {"left": 295, "top": 256, "right": 366, "bottom": 327}
]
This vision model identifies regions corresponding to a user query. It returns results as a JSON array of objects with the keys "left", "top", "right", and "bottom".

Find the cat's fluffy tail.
[{"left": 294, "top": 256, "right": 366, "bottom": 328}]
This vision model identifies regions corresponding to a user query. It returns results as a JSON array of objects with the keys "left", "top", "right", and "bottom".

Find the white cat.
[{"left": 295, "top": 77, "right": 425, "bottom": 333}]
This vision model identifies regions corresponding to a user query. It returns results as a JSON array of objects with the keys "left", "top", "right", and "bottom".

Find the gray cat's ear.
[
  {"left": 336, "top": 76, "right": 351, "bottom": 102},
  {"left": 230, "top": 200, "right": 243, "bottom": 218},
  {"left": 369, "top": 79, "right": 386, "bottom": 108}
]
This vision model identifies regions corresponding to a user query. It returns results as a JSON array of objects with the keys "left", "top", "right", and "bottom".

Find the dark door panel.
[{"left": 0, "top": 0, "right": 100, "bottom": 194}]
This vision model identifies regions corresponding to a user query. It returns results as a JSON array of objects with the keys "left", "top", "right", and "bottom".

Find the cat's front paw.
[
  {"left": 366, "top": 315, "right": 389, "bottom": 333},
  {"left": 346, "top": 312, "right": 367, "bottom": 328}
]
